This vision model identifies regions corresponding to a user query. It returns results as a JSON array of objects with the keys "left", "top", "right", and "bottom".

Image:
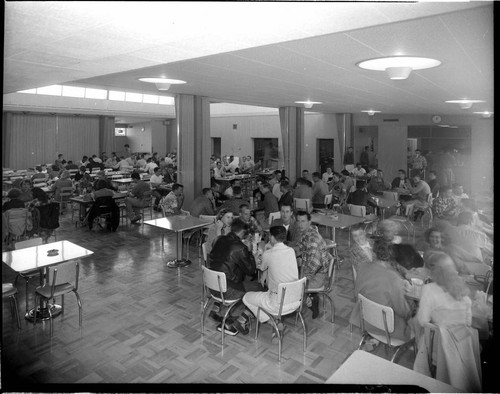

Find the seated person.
[
  {"left": 329, "top": 172, "right": 346, "bottom": 204},
  {"left": 451, "top": 183, "right": 469, "bottom": 209},
  {"left": 238, "top": 204, "right": 263, "bottom": 237},
  {"left": 296, "top": 210, "right": 333, "bottom": 319},
  {"left": 432, "top": 185, "right": 459, "bottom": 220},
  {"left": 163, "top": 164, "right": 177, "bottom": 184},
  {"left": 413, "top": 252, "right": 481, "bottom": 392},
  {"left": 65, "top": 160, "right": 79, "bottom": 170},
  {"left": 218, "top": 186, "right": 249, "bottom": 215},
  {"left": 213, "top": 160, "right": 226, "bottom": 178},
  {"left": 311, "top": 172, "right": 329, "bottom": 209},
  {"left": 31, "top": 166, "right": 47, "bottom": 181},
  {"left": 401, "top": 172, "right": 431, "bottom": 220},
  {"left": 271, "top": 203, "right": 302, "bottom": 250},
  {"left": 51, "top": 170, "right": 73, "bottom": 202},
  {"left": 391, "top": 169, "right": 411, "bottom": 199},
  {"left": 144, "top": 158, "right": 158, "bottom": 175},
  {"left": 341, "top": 172, "right": 355, "bottom": 195},
  {"left": 427, "top": 170, "right": 440, "bottom": 198},
  {"left": 93, "top": 171, "right": 117, "bottom": 192},
  {"left": 351, "top": 163, "right": 366, "bottom": 177},
  {"left": 243, "top": 226, "right": 299, "bottom": 327},
  {"left": 2, "top": 188, "right": 25, "bottom": 212},
  {"left": 124, "top": 172, "right": 151, "bottom": 224},
  {"left": 349, "top": 236, "right": 413, "bottom": 343},
  {"left": 86, "top": 157, "right": 104, "bottom": 172},
  {"left": 223, "top": 179, "right": 241, "bottom": 198},
  {"left": 74, "top": 166, "right": 87, "bottom": 182},
  {"left": 18, "top": 179, "right": 34, "bottom": 203},
  {"left": 205, "top": 208, "right": 234, "bottom": 255},
  {"left": 91, "top": 179, "right": 114, "bottom": 200},
  {"left": 322, "top": 167, "right": 334, "bottom": 184},
  {"left": 211, "top": 180, "right": 227, "bottom": 207},
  {"left": 105, "top": 154, "right": 118, "bottom": 169},
  {"left": 207, "top": 219, "right": 262, "bottom": 336},
  {"left": 260, "top": 183, "right": 279, "bottom": 219},
  {"left": 278, "top": 181, "right": 293, "bottom": 208},
  {"left": 293, "top": 178, "right": 313, "bottom": 211},
  {"left": 346, "top": 181, "right": 377, "bottom": 215},
  {"left": 135, "top": 154, "right": 147, "bottom": 171},
  {"left": 149, "top": 167, "right": 169, "bottom": 210},
  {"left": 159, "top": 183, "right": 186, "bottom": 217},
  {"left": 366, "top": 169, "right": 390, "bottom": 194},
  {"left": 350, "top": 225, "right": 375, "bottom": 272},
  {"left": 460, "top": 198, "right": 493, "bottom": 237},
  {"left": 114, "top": 156, "right": 134, "bottom": 172},
  {"left": 190, "top": 188, "right": 217, "bottom": 218}
]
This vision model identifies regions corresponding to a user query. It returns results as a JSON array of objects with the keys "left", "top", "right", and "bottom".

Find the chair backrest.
[
  {"left": 46, "top": 261, "right": 79, "bottom": 298},
  {"left": 201, "top": 242, "right": 208, "bottom": 265},
  {"left": 37, "top": 202, "right": 60, "bottom": 229},
  {"left": 324, "top": 194, "right": 333, "bottom": 207},
  {"left": 276, "top": 277, "right": 307, "bottom": 318},
  {"left": 15, "top": 237, "right": 44, "bottom": 249},
  {"left": 349, "top": 204, "right": 366, "bottom": 218},
  {"left": 5, "top": 208, "right": 31, "bottom": 236},
  {"left": 324, "top": 254, "right": 337, "bottom": 292},
  {"left": 199, "top": 215, "right": 216, "bottom": 223},
  {"left": 111, "top": 174, "right": 123, "bottom": 180},
  {"left": 142, "top": 190, "right": 153, "bottom": 203},
  {"left": 294, "top": 198, "right": 310, "bottom": 213},
  {"left": 382, "top": 191, "right": 399, "bottom": 202},
  {"left": 58, "top": 186, "right": 74, "bottom": 201},
  {"left": 202, "top": 266, "right": 228, "bottom": 299},
  {"left": 91, "top": 167, "right": 101, "bottom": 173},
  {"left": 358, "top": 293, "right": 395, "bottom": 343},
  {"left": 268, "top": 211, "right": 281, "bottom": 225},
  {"left": 421, "top": 321, "right": 439, "bottom": 378}
]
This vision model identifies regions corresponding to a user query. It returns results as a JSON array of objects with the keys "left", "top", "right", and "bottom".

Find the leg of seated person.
[{"left": 243, "top": 291, "right": 270, "bottom": 323}]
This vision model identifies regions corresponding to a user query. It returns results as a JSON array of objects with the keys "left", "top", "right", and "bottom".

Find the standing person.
[
  {"left": 343, "top": 146, "right": 355, "bottom": 167},
  {"left": 410, "top": 149, "right": 427, "bottom": 178},
  {"left": 311, "top": 172, "right": 329, "bottom": 209},
  {"left": 295, "top": 210, "right": 333, "bottom": 319},
  {"left": 427, "top": 170, "right": 440, "bottom": 198},
  {"left": 278, "top": 181, "right": 294, "bottom": 208},
  {"left": 243, "top": 226, "right": 299, "bottom": 326},
  {"left": 360, "top": 146, "right": 370, "bottom": 171},
  {"left": 124, "top": 172, "right": 151, "bottom": 224},
  {"left": 207, "top": 219, "right": 261, "bottom": 336},
  {"left": 121, "top": 144, "right": 132, "bottom": 159},
  {"left": 438, "top": 148, "right": 456, "bottom": 188}
]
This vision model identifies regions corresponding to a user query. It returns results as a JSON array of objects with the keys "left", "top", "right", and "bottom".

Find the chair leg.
[
  {"left": 33, "top": 294, "right": 39, "bottom": 326},
  {"left": 74, "top": 290, "right": 82, "bottom": 329},
  {"left": 298, "top": 312, "right": 307, "bottom": 353},
  {"left": 48, "top": 300, "right": 53, "bottom": 337},
  {"left": 25, "top": 277, "right": 30, "bottom": 313},
  {"left": 9, "top": 295, "right": 22, "bottom": 329}
]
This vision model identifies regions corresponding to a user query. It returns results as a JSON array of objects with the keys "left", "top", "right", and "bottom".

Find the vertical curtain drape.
[
  {"left": 4, "top": 113, "right": 57, "bottom": 169},
  {"left": 57, "top": 115, "right": 100, "bottom": 161},
  {"left": 279, "top": 106, "right": 304, "bottom": 182},
  {"left": 335, "top": 113, "right": 353, "bottom": 168},
  {"left": 99, "top": 115, "right": 116, "bottom": 157}
]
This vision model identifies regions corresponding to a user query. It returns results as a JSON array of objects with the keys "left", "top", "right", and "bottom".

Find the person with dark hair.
[
  {"left": 360, "top": 146, "right": 370, "bottom": 169},
  {"left": 352, "top": 162, "right": 367, "bottom": 177},
  {"left": 78, "top": 155, "right": 89, "bottom": 168},
  {"left": 243, "top": 225, "right": 299, "bottom": 328},
  {"left": 278, "top": 180, "right": 293, "bottom": 208},
  {"left": 163, "top": 164, "right": 177, "bottom": 184},
  {"left": 349, "top": 236, "right": 413, "bottom": 347},
  {"left": 427, "top": 170, "right": 440, "bottom": 198},
  {"left": 366, "top": 169, "right": 390, "bottom": 195},
  {"left": 343, "top": 146, "right": 354, "bottom": 166},
  {"left": 32, "top": 166, "right": 47, "bottom": 181},
  {"left": 65, "top": 160, "right": 79, "bottom": 170},
  {"left": 391, "top": 169, "right": 410, "bottom": 190},
  {"left": 74, "top": 166, "right": 87, "bottom": 182},
  {"left": 219, "top": 186, "right": 249, "bottom": 215},
  {"left": 91, "top": 179, "right": 114, "bottom": 200},
  {"left": 401, "top": 172, "right": 431, "bottom": 220},
  {"left": 145, "top": 157, "right": 158, "bottom": 175},
  {"left": 296, "top": 210, "right": 333, "bottom": 319},
  {"left": 54, "top": 154, "right": 65, "bottom": 170},
  {"left": 432, "top": 185, "right": 459, "bottom": 220},
  {"left": 18, "top": 179, "right": 34, "bottom": 203},
  {"left": 30, "top": 187, "right": 49, "bottom": 206},
  {"left": 271, "top": 203, "right": 301, "bottom": 249},
  {"left": 238, "top": 204, "right": 263, "bottom": 236},
  {"left": 260, "top": 183, "right": 279, "bottom": 219},
  {"left": 347, "top": 180, "right": 377, "bottom": 214},
  {"left": 330, "top": 172, "right": 347, "bottom": 204},
  {"left": 159, "top": 183, "right": 186, "bottom": 217},
  {"left": 301, "top": 169, "right": 311, "bottom": 182},
  {"left": 189, "top": 188, "right": 216, "bottom": 218},
  {"left": 2, "top": 188, "right": 25, "bottom": 212},
  {"left": 124, "top": 172, "right": 151, "bottom": 223},
  {"left": 223, "top": 179, "right": 241, "bottom": 198},
  {"left": 93, "top": 170, "right": 117, "bottom": 192},
  {"left": 413, "top": 252, "right": 481, "bottom": 392},
  {"left": 207, "top": 218, "right": 261, "bottom": 335},
  {"left": 410, "top": 149, "right": 427, "bottom": 177}
]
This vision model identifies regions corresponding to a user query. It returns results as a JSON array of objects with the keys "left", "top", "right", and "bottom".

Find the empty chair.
[
  {"left": 5, "top": 207, "right": 32, "bottom": 245},
  {"left": 293, "top": 198, "right": 311, "bottom": 213},
  {"left": 36, "top": 202, "right": 60, "bottom": 242},
  {"left": 34, "top": 261, "right": 82, "bottom": 337},
  {"left": 14, "top": 237, "right": 44, "bottom": 313},
  {"left": 255, "top": 277, "right": 307, "bottom": 361},
  {"left": 324, "top": 194, "right": 333, "bottom": 209},
  {"left": 3, "top": 283, "right": 22, "bottom": 329},
  {"left": 55, "top": 186, "right": 74, "bottom": 215},
  {"left": 304, "top": 255, "right": 337, "bottom": 323},
  {"left": 357, "top": 293, "right": 415, "bottom": 363},
  {"left": 140, "top": 190, "right": 154, "bottom": 223},
  {"left": 200, "top": 266, "right": 242, "bottom": 345},
  {"left": 268, "top": 211, "right": 281, "bottom": 225}
]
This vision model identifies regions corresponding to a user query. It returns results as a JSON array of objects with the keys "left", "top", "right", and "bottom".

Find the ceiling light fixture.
[
  {"left": 473, "top": 111, "right": 493, "bottom": 118},
  {"left": 357, "top": 56, "right": 441, "bottom": 80},
  {"left": 445, "top": 99, "right": 485, "bottom": 110},
  {"left": 295, "top": 101, "right": 322, "bottom": 109},
  {"left": 361, "top": 110, "right": 381, "bottom": 116},
  {"left": 138, "top": 77, "right": 186, "bottom": 91}
]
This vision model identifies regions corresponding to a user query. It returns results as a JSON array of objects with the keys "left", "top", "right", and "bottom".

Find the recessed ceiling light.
[
  {"left": 295, "top": 101, "right": 322, "bottom": 109},
  {"left": 445, "top": 99, "right": 485, "bottom": 110},
  {"left": 473, "top": 111, "right": 493, "bottom": 118},
  {"left": 138, "top": 77, "right": 186, "bottom": 91},
  {"left": 357, "top": 56, "right": 441, "bottom": 80},
  {"left": 361, "top": 110, "right": 381, "bottom": 116}
]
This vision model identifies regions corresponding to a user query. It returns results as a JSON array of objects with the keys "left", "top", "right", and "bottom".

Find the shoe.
[
  {"left": 209, "top": 311, "right": 222, "bottom": 323},
  {"left": 271, "top": 322, "right": 287, "bottom": 341},
  {"left": 216, "top": 323, "right": 239, "bottom": 336},
  {"left": 130, "top": 215, "right": 141, "bottom": 224},
  {"left": 233, "top": 316, "right": 249, "bottom": 335},
  {"left": 364, "top": 338, "right": 380, "bottom": 352}
]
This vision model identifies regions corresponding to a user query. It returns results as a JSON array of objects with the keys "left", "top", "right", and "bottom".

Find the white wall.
[
  {"left": 125, "top": 122, "right": 152, "bottom": 153},
  {"left": 303, "top": 113, "right": 340, "bottom": 174}
]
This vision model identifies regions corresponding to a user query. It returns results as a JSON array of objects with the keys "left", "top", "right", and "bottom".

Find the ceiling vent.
[{"left": 383, "top": 118, "right": 399, "bottom": 122}]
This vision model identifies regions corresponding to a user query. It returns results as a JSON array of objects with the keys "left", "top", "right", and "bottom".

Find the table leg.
[{"left": 166, "top": 231, "right": 192, "bottom": 268}]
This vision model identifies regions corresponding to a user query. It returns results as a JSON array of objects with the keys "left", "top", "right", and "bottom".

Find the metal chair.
[
  {"left": 268, "top": 211, "right": 281, "bottom": 225},
  {"left": 304, "top": 255, "right": 337, "bottom": 323},
  {"left": 255, "top": 277, "right": 307, "bottom": 361},
  {"left": 34, "top": 261, "right": 82, "bottom": 337},
  {"left": 140, "top": 190, "right": 154, "bottom": 223},
  {"left": 293, "top": 197, "right": 311, "bottom": 213},
  {"left": 5, "top": 207, "right": 31, "bottom": 245},
  {"left": 56, "top": 186, "right": 74, "bottom": 215},
  {"left": 200, "top": 266, "right": 242, "bottom": 345},
  {"left": 324, "top": 193, "right": 333, "bottom": 209},
  {"left": 357, "top": 293, "right": 415, "bottom": 363},
  {"left": 14, "top": 237, "right": 44, "bottom": 314},
  {"left": 414, "top": 193, "right": 433, "bottom": 228},
  {"left": 3, "top": 283, "right": 22, "bottom": 329},
  {"left": 387, "top": 215, "right": 415, "bottom": 243}
]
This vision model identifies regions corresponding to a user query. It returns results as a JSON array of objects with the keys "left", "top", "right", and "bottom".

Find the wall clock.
[{"left": 432, "top": 115, "right": 442, "bottom": 124}]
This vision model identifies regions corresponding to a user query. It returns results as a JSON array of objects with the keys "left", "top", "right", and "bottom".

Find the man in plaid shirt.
[{"left": 296, "top": 210, "right": 333, "bottom": 319}]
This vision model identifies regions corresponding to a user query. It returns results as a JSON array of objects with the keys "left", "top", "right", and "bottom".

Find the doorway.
[
  {"left": 254, "top": 138, "right": 279, "bottom": 170},
  {"left": 317, "top": 139, "right": 334, "bottom": 174},
  {"left": 212, "top": 137, "right": 221, "bottom": 159}
]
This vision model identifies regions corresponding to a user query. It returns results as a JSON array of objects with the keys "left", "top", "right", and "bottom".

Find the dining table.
[
  {"left": 143, "top": 216, "right": 213, "bottom": 268},
  {"left": 326, "top": 350, "right": 461, "bottom": 392},
  {"left": 369, "top": 194, "right": 399, "bottom": 219},
  {"left": 311, "top": 212, "right": 367, "bottom": 245},
  {"left": 69, "top": 191, "right": 128, "bottom": 227},
  {"left": 2, "top": 240, "right": 94, "bottom": 322}
]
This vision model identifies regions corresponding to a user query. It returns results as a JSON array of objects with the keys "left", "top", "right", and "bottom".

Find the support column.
[
  {"left": 335, "top": 113, "right": 353, "bottom": 171},
  {"left": 175, "top": 94, "right": 211, "bottom": 208},
  {"left": 279, "top": 106, "right": 304, "bottom": 183}
]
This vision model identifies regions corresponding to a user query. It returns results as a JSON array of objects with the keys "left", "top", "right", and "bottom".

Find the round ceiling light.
[
  {"left": 445, "top": 99, "right": 485, "bottom": 110},
  {"left": 295, "top": 101, "right": 322, "bottom": 109},
  {"left": 473, "top": 111, "right": 493, "bottom": 118},
  {"left": 357, "top": 56, "right": 441, "bottom": 80},
  {"left": 138, "top": 77, "right": 186, "bottom": 91},
  {"left": 361, "top": 109, "right": 381, "bottom": 116}
]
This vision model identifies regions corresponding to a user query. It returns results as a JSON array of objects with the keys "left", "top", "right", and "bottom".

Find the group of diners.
[{"left": 210, "top": 154, "right": 258, "bottom": 178}]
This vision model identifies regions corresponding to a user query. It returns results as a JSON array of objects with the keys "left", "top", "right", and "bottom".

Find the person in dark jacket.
[{"left": 2, "top": 188, "right": 26, "bottom": 212}]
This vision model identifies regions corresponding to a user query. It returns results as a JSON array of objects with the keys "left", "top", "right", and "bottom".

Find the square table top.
[
  {"left": 370, "top": 195, "right": 398, "bottom": 208},
  {"left": 311, "top": 212, "right": 367, "bottom": 229},
  {"left": 70, "top": 191, "right": 128, "bottom": 204},
  {"left": 326, "top": 350, "right": 460, "bottom": 392},
  {"left": 2, "top": 240, "right": 94, "bottom": 273},
  {"left": 144, "top": 216, "right": 213, "bottom": 233}
]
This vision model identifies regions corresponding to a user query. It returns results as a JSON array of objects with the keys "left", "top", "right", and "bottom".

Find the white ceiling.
[{"left": 3, "top": 1, "right": 494, "bottom": 116}]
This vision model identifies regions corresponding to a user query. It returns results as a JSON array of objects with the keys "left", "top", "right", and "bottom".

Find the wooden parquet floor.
[{"left": 2, "top": 208, "right": 423, "bottom": 388}]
